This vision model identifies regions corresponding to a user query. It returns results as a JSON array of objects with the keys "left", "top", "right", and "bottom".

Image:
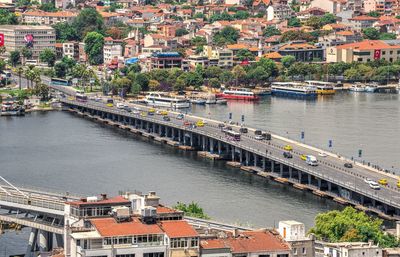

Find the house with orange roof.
[
  {"left": 327, "top": 40, "right": 400, "bottom": 63},
  {"left": 318, "top": 29, "right": 362, "bottom": 48},
  {"left": 144, "top": 34, "right": 178, "bottom": 49},
  {"left": 364, "top": 0, "right": 394, "bottom": 16},
  {"left": 321, "top": 23, "right": 349, "bottom": 32},
  {"left": 348, "top": 15, "right": 379, "bottom": 31},
  {"left": 297, "top": 7, "right": 326, "bottom": 20},
  {"left": 310, "top": 0, "right": 346, "bottom": 14},
  {"left": 21, "top": 10, "right": 77, "bottom": 25}
]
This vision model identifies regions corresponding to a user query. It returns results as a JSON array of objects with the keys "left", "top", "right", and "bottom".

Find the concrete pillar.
[
  {"left": 159, "top": 126, "right": 163, "bottom": 136},
  {"left": 152, "top": 123, "right": 156, "bottom": 133},
  {"left": 289, "top": 167, "right": 293, "bottom": 179},
  {"left": 271, "top": 161, "right": 275, "bottom": 172},
  {"left": 183, "top": 133, "right": 187, "bottom": 145},
  {"left": 56, "top": 234, "right": 64, "bottom": 248},
  {"left": 328, "top": 182, "right": 332, "bottom": 191},
  {"left": 202, "top": 136, "right": 206, "bottom": 150},
  {"left": 210, "top": 139, "right": 214, "bottom": 153},
  {"left": 231, "top": 146, "right": 235, "bottom": 161},
  {"left": 280, "top": 163, "right": 283, "bottom": 176},
  {"left": 262, "top": 158, "right": 266, "bottom": 170},
  {"left": 47, "top": 232, "right": 53, "bottom": 250},
  {"left": 218, "top": 141, "right": 222, "bottom": 155},
  {"left": 39, "top": 230, "right": 48, "bottom": 252},
  {"left": 178, "top": 130, "right": 181, "bottom": 143},
  {"left": 190, "top": 133, "right": 193, "bottom": 147},
  {"left": 308, "top": 174, "right": 312, "bottom": 185},
  {"left": 360, "top": 195, "right": 365, "bottom": 204},
  {"left": 171, "top": 128, "right": 175, "bottom": 139},
  {"left": 317, "top": 179, "right": 322, "bottom": 189},
  {"left": 239, "top": 149, "right": 243, "bottom": 164},
  {"left": 298, "top": 170, "right": 302, "bottom": 183},
  {"left": 26, "top": 228, "right": 38, "bottom": 257},
  {"left": 245, "top": 151, "right": 250, "bottom": 166},
  {"left": 254, "top": 154, "right": 258, "bottom": 167}
]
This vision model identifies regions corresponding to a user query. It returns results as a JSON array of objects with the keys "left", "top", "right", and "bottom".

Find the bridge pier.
[
  {"left": 39, "top": 230, "right": 49, "bottom": 252},
  {"left": 280, "top": 164, "right": 283, "bottom": 177},
  {"left": 218, "top": 141, "right": 222, "bottom": 155},
  {"left": 245, "top": 151, "right": 250, "bottom": 166},
  {"left": 210, "top": 139, "right": 214, "bottom": 154},
  {"left": 26, "top": 228, "right": 38, "bottom": 257},
  {"left": 271, "top": 161, "right": 274, "bottom": 173},
  {"left": 262, "top": 158, "right": 266, "bottom": 170},
  {"left": 239, "top": 149, "right": 243, "bottom": 164},
  {"left": 289, "top": 167, "right": 293, "bottom": 179},
  {"left": 231, "top": 146, "right": 235, "bottom": 161}
]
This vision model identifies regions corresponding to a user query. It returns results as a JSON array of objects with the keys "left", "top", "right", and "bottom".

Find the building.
[
  {"left": 278, "top": 221, "right": 315, "bottom": 257},
  {"left": 200, "top": 230, "right": 291, "bottom": 257},
  {"left": 309, "top": 0, "right": 345, "bottom": 14},
  {"left": 63, "top": 42, "right": 79, "bottom": 60},
  {"left": 0, "top": 25, "right": 55, "bottom": 60},
  {"left": 203, "top": 46, "right": 233, "bottom": 68},
  {"left": 326, "top": 40, "right": 400, "bottom": 63},
  {"left": 276, "top": 41, "right": 324, "bottom": 62},
  {"left": 363, "top": 0, "right": 394, "bottom": 16},
  {"left": 149, "top": 52, "right": 183, "bottom": 70},
  {"left": 21, "top": 10, "right": 77, "bottom": 25},
  {"left": 347, "top": 16, "right": 379, "bottom": 31},
  {"left": 144, "top": 34, "right": 178, "bottom": 49},
  {"left": 266, "top": 4, "right": 294, "bottom": 21},
  {"left": 103, "top": 37, "right": 123, "bottom": 65},
  {"left": 322, "top": 242, "right": 382, "bottom": 257},
  {"left": 55, "top": 0, "right": 75, "bottom": 9}
]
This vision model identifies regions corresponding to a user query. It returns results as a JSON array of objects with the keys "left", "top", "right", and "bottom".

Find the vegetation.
[
  {"left": 84, "top": 32, "right": 105, "bottom": 65},
  {"left": 39, "top": 48, "right": 57, "bottom": 67},
  {"left": 0, "top": 10, "right": 18, "bottom": 25},
  {"left": 173, "top": 202, "right": 210, "bottom": 219},
  {"left": 213, "top": 26, "right": 239, "bottom": 46},
  {"left": 309, "top": 207, "right": 400, "bottom": 248}
]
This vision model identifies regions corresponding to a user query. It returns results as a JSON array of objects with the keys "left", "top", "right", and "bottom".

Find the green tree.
[
  {"left": 362, "top": 28, "right": 380, "bottom": 40},
  {"left": 281, "top": 55, "right": 296, "bottom": 69},
  {"left": 21, "top": 46, "right": 33, "bottom": 60},
  {"left": 191, "top": 36, "right": 207, "bottom": 46},
  {"left": 367, "top": 11, "right": 380, "bottom": 17},
  {"left": 0, "top": 10, "right": 18, "bottom": 25},
  {"left": 233, "top": 10, "right": 249, "bottom": 20},
  {"left": 84, "top": 32, "right": 104, "bottom": 65},
  {"left": 54, "top": 62, "right": 68, "bottom": 78},
  {"left": 288, "top": 17, "right": 301, "bottom": 27},
  {"left": 173, "top": 201, "right": 210, "bottom": 219},
  {"left": 213, "top": 26, "right": 239, "bottom": 46},
  {"left": 204, "top": 66, "right": 222, "bottom": 78},
  {"left": 193, "top": 13, "right": 205, "bottom": 19},
  {"left": 33, "top": 83, "right": 49, "bottom": 101},
  {"left": 309, "top": 207, "right": 399, "bottom": 248},
  {"left": 379, "top": 33, "right": 396, "bottom": 40},
  {"left": 232, "top": 65, "right": 246, "bottom": 86},
  {"left": 320, "top": 13, "right": 337, "bottom": 25},
  {"left": 185, "top": 71, "right": 203, "bottom": 90},
  {"left": 281, "top": 30, "right": 316, "bottom": 42},
  {"left": 134, "top": 73, "right": 149, "bottom": 91},
  {"left": 263, "top": 26, "right": 281, "bottom": 37},
  {"left": 175, "top": 28, "right": 189, "bottom": 37},
  {"left": 72, "top": 8, "right": 105, "bottom": 40},
  {"left": 53, "top": 22, "right": 79, "bottom": 41},
  {"left": 236, "top": 49, "right": 255, "bottom": 61},
  {"left": 39, "top": 2, "right": 57, "bottom": 12},
  {"left": 219, "top": 70, "right": 233, "bottom": 85},
  {"left": 208, "top": 77, "right": 221, "bottom": 88},
  {"left": 131, "top": 83, "right": 142, "bottom": 95},
  {"left": 305, "top": 16, "right": 323, "bottom": 29},
  {"left": 39, "top": 48, "right": 56, "bottom": 67},
  {"left": 9, "top": 51, "right": 20, "bottom": 67}
]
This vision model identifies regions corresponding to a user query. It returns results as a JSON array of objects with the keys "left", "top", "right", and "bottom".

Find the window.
[
  {"left": 144, "top": 253, "right": 164, "bottom": 257},
  {"left": 259, "top": 255, "right": 270, "bottom": 257},
  {"left": 302, "top": 248, "right": 306, "bottom": 254},
  {"left": 116, "top": 255, "right": 135, "bottom": 257},
  {"left": 382, "top": 51, "right": 386, "bottom": 55},
  {"left": 293, "top": 248, "right": 298, "bottom": 255}
]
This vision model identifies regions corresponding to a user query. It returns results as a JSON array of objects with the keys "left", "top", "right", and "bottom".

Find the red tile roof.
[
  {"left": 201, "top": 231, "right": 290, "bottom": 253},
  {"left": 156, "top": 205, "right": 181, "bottom": 214},
  {"left": 160, "top": 220, "right": 198, "bottom": 238},
  {"left": 91, "top": 217, "right": 163, "bottom": 237},
  {"left": 349, "top": 15, "right": 379, "bottom": 21},
  {"left": 336, "top": 40, "right": 399, "bottom": 50}
]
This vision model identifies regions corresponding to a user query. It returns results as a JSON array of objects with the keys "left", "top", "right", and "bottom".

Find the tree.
[
  {"left": 112, "top": 77, "right": 131, "bottom": 96},
  {"left": 367, "top": 11, "right": 380, "bottom": 17},
  {"left": 208, "top": 78, "right": 221, "bottom": 88},
  {"left": 39, "top": 2, "right": 57, "bottom": 12},
  {"left": 84, "top": 32, "right": 104, "bottom": 65},
  {"left": 320, "top": 13, "right": 337, "bottom": 25},
  {"left": 53, "top": 22, "right": 79, "bottom": 41},
  {"left": 0, "top": 10, "right": 18, "bottom": 25},
  {"left": 191, "top": 36, "right": 207, "bottom": 47},
  {"left": 233, "top": 10, "right": 249, "bottom": 20},
  {"left": 33, "top": 83, "right": 49, "bottom": 101},
  {"left": 281, "top": 30, "right": 316, "bottom": 42},
  {"left": 134, "top": 73, "right": 149, "bottom": 91},
  {"left": 149, "top": 79, "right": 160, "bottom": 91},
  {"left": 232, "top": 65, "right": 246, "bottom": 86},
  {"left": 54, "top": 62, "right": 68, "bottom": 78},
  {"left": 173, "top": 201, "right": 210, "bottom": 219},
  {"left": 213, "top": 26, "right": 239, "bottom": 46},
  {"left": 9, "top": 51, "right": 20, "bottom": 67},
  {"left": 309, "top": 207, "right": 399, "bottom": 248},
  {"left": 175, "top": 28, "right": 189, "bottom": 37},
  {"left": 219, "top": 70, "right": 233, "bottom": 85},
  {"left": 379, "top": 33, "right": 396, "bottom": 40},
  {"left": 72, "top": 8, "right": 105, "bottom": 40},
  {"left": 205, "top": 66, "right": 222, "bottom": 78},
  {"left": 193, "top": 13, "right": 205, "bottom": 19},
  {"left": 185, "top": 71, "right": 203, "bottom": 90},
  {"left": 39, "top": 48, "right": 56, "bottom": 67},
  {"left": 236, "top": 49, "right": 255, "bottom": 61},
  {"left": 21, "top": 46, "right": 33, "bottom": 61},
  {"left": 305, "top": 16, "right": 323, "bottom": 29},
  {"left": 281, "top": 55, "right": 296, "bottom": 70},
  {"left": 288, "top": 17, "right": 301, "bottom": 27},
  {"left": 263, "top": 26, "right": 281, "bottom": 37},
  {"left": 362, "top": 28, "right": 380, "bottom": 40},
  {"left": 131, "top": 83, "right": 141, "bottom": 96},
  {"left": 257, "top": 57, "right": 278, "bottom": 77}
]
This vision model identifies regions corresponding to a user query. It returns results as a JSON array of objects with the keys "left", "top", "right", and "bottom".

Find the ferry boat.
[
  {"left": 304, "top": 81, "right": 336, "bottom": 95},
  {"left": 349, "top": 83, "right": 366, "bottom": 92},
  {"left": 271, "top": 82, "right": 317, "bottom": 98},
  {"left": 1, "top": 101, "right": 25, "bottom": 116},
  {"left": 365, "top": 83, "right": 378, "bottom": 93},
  {"left": 216, "top": 88, "right": 259, "bottom": 100},
  {"left": 145, "top": 92, "right": 190, "bottom": 108}
]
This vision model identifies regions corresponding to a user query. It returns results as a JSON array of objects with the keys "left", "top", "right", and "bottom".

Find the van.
[{"left": 306, "top": 155, "right": 318, "bottom": 166}]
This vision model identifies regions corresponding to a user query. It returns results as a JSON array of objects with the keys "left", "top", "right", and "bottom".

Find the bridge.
[{"left": 56, "top": 96, "right": 400, "bottom": 222}]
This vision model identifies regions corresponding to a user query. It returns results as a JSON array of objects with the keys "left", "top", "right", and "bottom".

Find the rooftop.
[
  {"left": 67, "top": 195, "right": 131, "bottom": 207},
  {"left": 91, "top": 217, "right": 163, "bottom": 237},
  {"left": 160, "top": 220, "right": 199, "bottom": 238}
]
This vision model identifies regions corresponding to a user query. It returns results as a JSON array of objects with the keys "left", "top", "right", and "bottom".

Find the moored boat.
[
  {"left": 1, "top": 101, "right": 25, "bottom": 116},
  {"left": 144, "top": 92, "right": 190, "bottom": 108},
  {"left": 349, "top": 83, "right": 366, "bottom": 92},
  {"left": 305, "top": 81, "right": 336, "bottom": 95},
  {"left": 190, "top": 98, "right": 206, "bottom": 105},
  {"left": 216, "top": 99, "right": 228, "bottom": 104},
  {"left": 216, "top": 88, "right": 259, "bottom": 100},
  {"left": 271, "top": 82, "right": 317, "bottom": 99},
  {"left": 365, "top": 83, "right": 378, "bottom": 93}
]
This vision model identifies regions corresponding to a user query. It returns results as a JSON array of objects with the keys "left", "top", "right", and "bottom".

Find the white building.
[
  {"left": 322, "top": 242, "right": 382, "bottom": 257},
  {"left": 103, "top": 37, "right": 123, "bottom": 65}
]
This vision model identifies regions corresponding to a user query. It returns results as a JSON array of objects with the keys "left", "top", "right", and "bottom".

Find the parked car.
[
  {"left": 364, "top": 178, "right": 373, "bottom": 184},
  {"left": 369, "top": 181, "right": 380, "bottom": 190},
  {"left": 378, "top": 179, "right": 388, "bottom": 185},
  {"left": 318, "top": 152, "right": 327, "bottom": 157},
  {"left": 255, "top": 135, "right": 265, "bottom": 140}
]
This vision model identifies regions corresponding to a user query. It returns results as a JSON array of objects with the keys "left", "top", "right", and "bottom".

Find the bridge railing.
[{"left": 0, "top": 192, "right": 65, "bottom": 211}]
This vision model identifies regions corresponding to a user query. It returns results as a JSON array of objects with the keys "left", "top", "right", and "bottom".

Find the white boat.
[
  {"left": 205, "top": 94, "right": 216, "bottom": 104},
  {"left": 365, "top": 83, "right": 378, "bottom": 93},
  {"left": 190, "top": 98, "right": 206, "bottom": 105},
  {"left": 216, "top": 99, "right": 228, "bottom": 105},
  {"left": 349, "top": 83, "right": 366, "bottom": 92},
  {"left": 145, "top": 92, "right": 190, "bottom": 108},
  {"left": 271, "top": 82, "right": 317, "bottom": 98}
]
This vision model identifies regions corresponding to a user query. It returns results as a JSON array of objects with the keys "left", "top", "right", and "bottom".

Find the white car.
[
  {"left": 255, "top": 135, "right": 265, "bottom": 140},
  {"left": 364, "top": 178, "right": 373, "bottom": 184},
  {"left": 318, "top": 152, "right": 327, "bottom": 157},
  {"left": 368, "top": 181, "right": 380, "bottom": 190}
]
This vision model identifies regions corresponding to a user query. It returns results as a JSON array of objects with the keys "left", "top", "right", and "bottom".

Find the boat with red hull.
[{"left": 216, "top": 88, "right": 259, "bottom": 100}]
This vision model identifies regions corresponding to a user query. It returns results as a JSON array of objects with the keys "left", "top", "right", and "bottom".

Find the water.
[{"left": 1, "top": 92, "right": 399, "bottom": 255}]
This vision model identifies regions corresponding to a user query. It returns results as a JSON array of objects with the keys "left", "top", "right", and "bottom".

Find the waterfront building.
[
  {"left": 326, "top": 40, "right": 400, "bottom": 63},
  {"left": 321, "top": 242, "right": 382, "bottom": 257},
  {"left": 203, "top": 46, "right": 234, "bottom": 68},
  {"left": 278, "top": 220, "right": 315, "bottom": 257},
  {"left": 103, "top": 37, "right": 124, "bottom": 65},
  {"left": 0, "top": 25, "right": 55, "bottom": 60},
  {"left": 21, "top": 10, "right": 77, "bottom": 25},
  {"left": 149, "top": 52, "right": 183, "bottom": 70},
  {"left": 275, "top": 41, "right": 324, "bottom": 62}
]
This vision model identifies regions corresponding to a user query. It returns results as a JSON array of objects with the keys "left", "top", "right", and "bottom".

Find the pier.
[{"left": 58, "top": 97, "right": 400, "bottom": 221}]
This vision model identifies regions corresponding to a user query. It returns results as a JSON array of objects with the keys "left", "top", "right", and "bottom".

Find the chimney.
[
  {"left": 232, "top": 228, "right": 239, "bottom": 237},
  {"left": 396, "top": 221, "right": 400, "bottom": 240},
  {"left": 80, "top": 197, "right": 87, "bottom": 202},
  {"left": 101, "top": 194, "right": 107, "bottom": 200}
]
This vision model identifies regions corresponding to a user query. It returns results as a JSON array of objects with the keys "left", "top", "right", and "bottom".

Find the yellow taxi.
[
  {"left": 284, "top": 145, "right": 293, "bottom": 151},
  {"left": 140, "top": 112, "right": 147, "bottom": 117},
  {"left": 68, "top": 96, "right": 74, "bottom": 101},
  {"left": 160, "top": 110, "right": 168, "bottom": 116},
  {"left": 106, "top": 103, "right": 113, "bottom": 107},
  {"left": 300, "top": 154, "right": 307, "bottom": 161},
  {"left": 196, "top": 120, "right": 204, "bottom": 127},
  {"left": 148, "top": 108, "right": 155, "bottom": 113},
  {"left": 397, "top": 180, "right": 400, "bottom": 188},
  {"left": 378, "top": 179, "right": 388, "bottom": 186}
]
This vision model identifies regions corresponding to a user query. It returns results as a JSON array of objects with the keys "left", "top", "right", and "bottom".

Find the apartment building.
[
  {"left": 149, "top": 52, "right": 183, "bottom": 70},
  {"left": 322, "top": 242, "right": 382, "bottom": 257},
  {"left": 103, "top": 37, "right": 124, "bottom": 65},
  {"left": 203, "top": 46, "right": 233, "bottom": 68},
  {"left": 326, "top": 40, "right": 400, "bottom": 63},
  {"left": 275, "top": 41, "right": 324, "bottom": 62},
  {"left": 278, "top": 221, "right": 315, "bottom": 257},
  {"left": 363, "top": 0, "right": 394, "bottom": 16},
  {"left": 21, "top": 10, "right": 77, "bottom": 25},
  {"left": 62, "top": 42, "right": 79, "bottom": 60},
  {"left": 347, "top": 16, "right": 379, "bottom": 31},
  {"left": 0, "top": 25, "right": 55, "bottom": 60}
]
